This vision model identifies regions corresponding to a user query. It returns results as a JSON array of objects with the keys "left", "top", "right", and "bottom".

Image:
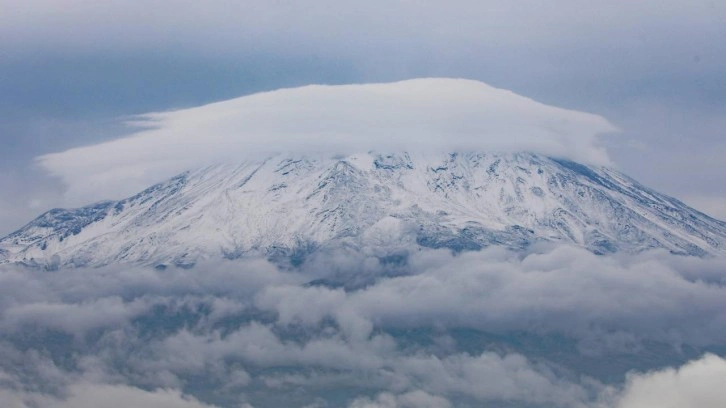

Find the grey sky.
[{"left": 1, "top": 0, "right": 725, "bottom": 234}]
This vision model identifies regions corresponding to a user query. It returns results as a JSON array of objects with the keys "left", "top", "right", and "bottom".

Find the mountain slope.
[{"left": 1, "top": 152, "right": 724, "bottom": 268}]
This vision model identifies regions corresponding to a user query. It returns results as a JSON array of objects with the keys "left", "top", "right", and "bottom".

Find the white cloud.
[
  {"left": 146, "top": 324, "right": 589, "bottom": 406},
  {"left": 392, "top": 352, "right": 588, "bottom": 405},
  {"left": 609, "top": 354, "right": 726, "bottom": 408},
  {"left": 36, "top": 78, "right": 616, "bottom": 204},
  {"left": 0, "top": 382, "right": 222, "bottom": 408},
  {"left": 348, "top": 391, "right": 451, "bottom": 408},
  {"left": 56, "top": 383, "right": 222, "bottom": 408},
  {"left": 257, "top": 246, "right": 726, "bottom": 349},
  {"left": 2, "top": 296, "right": 148, "bottom": 335}
]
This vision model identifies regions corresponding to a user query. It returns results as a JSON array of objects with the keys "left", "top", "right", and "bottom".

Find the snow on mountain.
[{"left": 1, "top": 152, "right": 724, "bottom": 269}]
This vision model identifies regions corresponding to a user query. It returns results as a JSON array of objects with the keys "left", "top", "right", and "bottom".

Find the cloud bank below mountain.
[
  {"left": 36, "top": 78, "right": 617, "bottom": 204},
  {"left": 1, "top": 245, "right": 724, "bottom": 407}
]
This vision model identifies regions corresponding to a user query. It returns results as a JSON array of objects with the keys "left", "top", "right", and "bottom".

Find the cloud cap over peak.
[{"left": 38, "top": 78, "right": 617, "bottom": 203}]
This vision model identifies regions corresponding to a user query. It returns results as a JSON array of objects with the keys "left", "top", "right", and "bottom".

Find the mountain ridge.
[{"left": 2, "top": 152, "right": 724, "bottom": 269}]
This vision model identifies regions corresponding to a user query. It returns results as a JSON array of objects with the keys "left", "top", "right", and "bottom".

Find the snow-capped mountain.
[{"left": 1, "top": 152, "right": 724, "bottom": 269}]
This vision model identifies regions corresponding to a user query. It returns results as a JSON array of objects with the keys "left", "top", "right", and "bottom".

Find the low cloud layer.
[
  {"left": 0, "top": 245, "right": 724, "bottom": 406},
  {"left": 4, "top": 355, "right": 724, "bottom": 408},
  {"left": 36, "top": 78, "right": 616, "bottom": 204},
  {"left": 1, "top": 383, "right": 223, "bottom": 408}
]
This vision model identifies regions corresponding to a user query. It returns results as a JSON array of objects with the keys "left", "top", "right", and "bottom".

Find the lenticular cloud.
[{"left": 36, "top": 78, "right": 617, "bottom": 204}]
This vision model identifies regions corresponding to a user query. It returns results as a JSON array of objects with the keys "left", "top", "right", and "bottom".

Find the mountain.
[{"left": 1, "top": 152, "right": 724, "bottom": 269}]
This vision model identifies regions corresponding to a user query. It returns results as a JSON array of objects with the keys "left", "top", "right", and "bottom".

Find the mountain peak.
[{"left": 2, "top": 152, "right": 724, "bottom": 269}]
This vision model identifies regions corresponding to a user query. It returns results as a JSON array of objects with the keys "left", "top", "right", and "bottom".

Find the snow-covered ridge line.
[{"left": 2, "top": 152, "right": 724, "bottom": 269}]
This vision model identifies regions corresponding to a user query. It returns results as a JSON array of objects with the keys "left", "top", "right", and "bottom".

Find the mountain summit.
[{"left": 2, "top": 152, "right": 724, "bottom": 269}]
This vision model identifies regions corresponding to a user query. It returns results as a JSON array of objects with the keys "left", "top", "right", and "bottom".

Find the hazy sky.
[{"left": 1, "top": 0, "right": 725, "bottom": 234}]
